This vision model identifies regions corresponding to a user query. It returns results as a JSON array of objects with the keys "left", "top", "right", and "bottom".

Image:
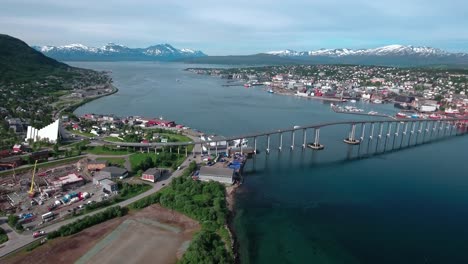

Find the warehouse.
[
  {"left": 99, "top": 166, "right": 128, "bottom": 179},
  {"left": 197, "top": 166, "right": 234, "bottom": 184}
]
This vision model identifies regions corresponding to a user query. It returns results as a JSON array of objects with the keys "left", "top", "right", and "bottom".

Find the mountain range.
[
  {"left": 31, "top": 41, "right": 468, "bottom": 66},
  {"left": 33, "top": 43, "right": 206, "bottom": 61},
  {"left": 188, "top": 45, "right": 468, "bottom": 66}
]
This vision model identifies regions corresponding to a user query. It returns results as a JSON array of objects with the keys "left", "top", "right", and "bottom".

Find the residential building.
[{"left": 141, "top": 168, "right": 167, "bottom": 183}]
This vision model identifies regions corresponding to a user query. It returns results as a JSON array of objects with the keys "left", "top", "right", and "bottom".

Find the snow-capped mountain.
[
  {"left": 33, "top": 43, "right": 206, "bottom": 61},
  {"left": 266, "top": 45, "right": 464, "bottom": 58},
  {"left": 265, "top": 45, "right": 468, "bottom": 66}
]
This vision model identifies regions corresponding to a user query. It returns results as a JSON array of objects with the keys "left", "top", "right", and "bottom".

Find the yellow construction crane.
[{"left": 28, "top": 160, "right": 38, "bottom": 198}]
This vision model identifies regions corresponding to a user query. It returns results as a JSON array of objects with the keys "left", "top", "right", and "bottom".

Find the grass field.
[
  {"left": 103, "top": 137, "right": 124, "bottom": 142},
  {"left": 85, "top": 146, "right": 131, "bottom": 155},
  {"left": 96, "top": 157, "right": 126, "bottom": 167}
]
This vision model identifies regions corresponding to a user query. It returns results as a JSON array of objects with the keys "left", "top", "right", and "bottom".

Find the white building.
[
  {"left": 198, "top": 166, "right": 234, "bottom": 185},
  {"left": 26, "top": 119, "right": 61, "bottom": 143}
]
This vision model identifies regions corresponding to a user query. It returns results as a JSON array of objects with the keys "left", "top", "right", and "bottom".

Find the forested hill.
[{"left": 0, "top": 34, "right": 70, "bottom": 84}]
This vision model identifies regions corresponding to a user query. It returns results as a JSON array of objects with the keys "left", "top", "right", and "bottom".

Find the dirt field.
[{"left": 5, "top": 205, "right": 200, "bottom": 264}]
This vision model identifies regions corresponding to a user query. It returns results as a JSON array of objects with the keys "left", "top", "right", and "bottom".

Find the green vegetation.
[
  {"left": 103, "top": 136, "right": 124, "bottom": 142},
  {"left": 130, "top": 152, "right": 185, "bottom": 172},
  {"left": 180, "top": 230, "right": 232, "bottom": 264},
  {"left": 7, "top": 214, "right": 23, "bottom": 232},
  {"left": 0, "top": 34, "right": 111, "bottom": 149},
  {"left": 96, "top": 157, "right": 126, "bottom": 167},
  {"left": 129, "top": 161, "right": 234, "bottom": 263},
  {"left": 25, "top": 240, "right": 44, "bottom": 252},
  {"left": 84, "top": 145, "right": 132, "bottom": 155},
  {"left": 47, "top": 206, "right": 127, "bottom": 239},
  {"left": 0, "top": 227, "right": 8, "bottom": 244}
]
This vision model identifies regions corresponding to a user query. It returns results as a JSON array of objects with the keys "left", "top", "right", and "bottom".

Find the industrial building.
[
  {"left": 198, "top": 166, "right": 234, "bottom": 184},
  {"left": 100, "top": 179, "right": 118, "bottom": 193},
  {"left": 98, "top": 166, "right": 128, "bottom": 179},
  {"left": 52, "top": 173, "right": 85, "bottom": 190},
  {"left": 141, "top": 168, "right": 167, "bottom": 183}
]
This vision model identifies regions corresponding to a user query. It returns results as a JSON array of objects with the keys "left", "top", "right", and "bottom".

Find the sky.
[{"left": 1, "top": 0, "right": 468, "bottom": 55}]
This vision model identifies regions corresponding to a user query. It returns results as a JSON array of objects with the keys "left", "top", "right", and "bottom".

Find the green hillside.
[{"left": 0, "top": 34, "right": 74, "bottom": 83}]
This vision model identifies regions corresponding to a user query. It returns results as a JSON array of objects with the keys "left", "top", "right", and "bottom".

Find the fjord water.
[{"left": 72, "top": 62, "right": 468, "bottom": 264}]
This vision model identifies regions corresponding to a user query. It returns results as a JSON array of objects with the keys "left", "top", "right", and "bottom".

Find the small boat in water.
[
  {"left": 350, "top": 99, "right": 356, "bottom": 103},
  {"left": 396, "top": 113, "right": 407, "bottom": 118},
  {"left": 244, "top": 83, "right": 251, "bottom": 88},
  {"left": 411, "top": 114, "right": 420, "bottom": 119},
  {"left": 429, "top": 114, "right": 442, "bottom": 119},
  {"left": 372, "top": 99, "right": 382, "bottom": 104},
  {"left": 268, "top": 89, "right": 274, "bottom": 93}
]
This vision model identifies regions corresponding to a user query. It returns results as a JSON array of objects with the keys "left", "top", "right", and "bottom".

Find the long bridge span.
[{"left": 102, "top": 118, "right": 468, "bottom": 156}]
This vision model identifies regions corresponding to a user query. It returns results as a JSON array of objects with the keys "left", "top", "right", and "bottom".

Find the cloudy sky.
[{"left": 1, "top": 0, "right": 467, "bottom": 55}]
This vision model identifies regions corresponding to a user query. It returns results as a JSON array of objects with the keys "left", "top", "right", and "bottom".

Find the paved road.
[{"left": 0, "top": 141, "right": 201, "bottom": 259}]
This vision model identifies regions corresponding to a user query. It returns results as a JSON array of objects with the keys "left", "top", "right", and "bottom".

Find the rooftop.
[
  {"left": 199, "top": 166, "right": 233, "bottom": 178},
  {"left": 102, "top": 166, "right": 127, "bottom": 175},
  {"left": 143, "top": 167, "right": 166, "bottom": 175}
]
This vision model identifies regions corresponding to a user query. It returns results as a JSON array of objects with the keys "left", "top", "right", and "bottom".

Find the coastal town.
[{"left": 188, "top": 65, "right": 468, "bottom": 119}]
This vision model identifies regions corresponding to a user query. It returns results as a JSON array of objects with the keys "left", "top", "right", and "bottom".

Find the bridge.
[{"left": 102, "top": 118, "right": 468, "bottom": 156}]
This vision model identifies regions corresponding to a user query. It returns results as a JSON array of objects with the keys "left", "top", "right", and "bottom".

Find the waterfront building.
[{"left": 198, "top": 166, "right": 234, "bottom": 184}]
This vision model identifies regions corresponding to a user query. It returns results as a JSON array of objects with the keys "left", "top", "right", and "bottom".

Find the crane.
[{"left": 28, "top": 160, "right": 38, "bottom": 198}]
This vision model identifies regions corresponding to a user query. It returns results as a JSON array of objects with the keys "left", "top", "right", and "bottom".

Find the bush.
[
  {"left": 179, "top": 230, "right": 233, "bottom": 264},
  {"left": 0, "top": 227, "right": 8, "bottom": 244}
]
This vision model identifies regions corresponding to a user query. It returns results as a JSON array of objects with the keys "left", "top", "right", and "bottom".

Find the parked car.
[{"left": 33, "top": 230, "right": 46, "bottom": 238}]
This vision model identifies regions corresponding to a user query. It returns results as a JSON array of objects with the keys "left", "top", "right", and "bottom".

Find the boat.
[
  {"left": 244, "top": 84, "right": 251, "bottom": 88},
  {"left": 293, "top": 125, "right": 301, "bottom": 129},
  {"left": 411, "top": 114, "right": 420, "bottom": 119},
  {"left": 429, "top": 114, "right": 441, "bottom": 119},
  {"left": 267, "top": 89, "right": 274, "bottom": 94},
  {"left": 396, "top": 113, "right": 407, "bottom": 118},
  {"left": 350, "top": 99, "right": 356, "bottom": 103},
  {"left": 368, "top": 111, "right": 378, "bottom": 115},
  {"left": 373, "top": 99, "right": 382, "bottom": 104}
]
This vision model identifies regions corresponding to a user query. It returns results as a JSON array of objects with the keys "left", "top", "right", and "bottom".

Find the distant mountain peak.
[
  {"left": 33, "top": 42, "right": 206, "bottom": 61},
  {"left": 267, "top": 45, "right": 459, "bottom": 58}
]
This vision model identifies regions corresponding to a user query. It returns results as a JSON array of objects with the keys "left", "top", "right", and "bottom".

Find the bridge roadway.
[{"left": 102, "top": 118, "right": 468, "bottom": 148}]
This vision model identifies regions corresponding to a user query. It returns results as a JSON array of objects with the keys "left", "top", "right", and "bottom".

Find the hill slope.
[{"left": 0, "top": 34, "right": 71, "bottom": 83}]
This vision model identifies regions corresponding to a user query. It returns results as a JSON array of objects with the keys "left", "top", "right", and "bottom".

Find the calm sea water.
[{"left": 71, "top": 61, "right": 468, "bottom": 264}]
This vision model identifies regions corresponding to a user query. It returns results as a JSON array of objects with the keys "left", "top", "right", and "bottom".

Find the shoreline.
[
  {"left": 65, "top": 84, "right": 119, "bottom": 115},
  {"left": 226, "top": 184, "right": 241, "bottom": 264}
]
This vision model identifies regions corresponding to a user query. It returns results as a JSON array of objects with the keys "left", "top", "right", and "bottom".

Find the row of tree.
[{"left": 47, "top": 206, "right": 127, "bottom": 239}]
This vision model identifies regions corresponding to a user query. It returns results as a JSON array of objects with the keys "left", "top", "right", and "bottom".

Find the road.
[{"left": 0, "top": 141, "right": 201, "bottom": 259}]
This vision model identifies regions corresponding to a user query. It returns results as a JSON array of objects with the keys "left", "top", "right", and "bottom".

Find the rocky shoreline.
[{"left": 226, "top": 184, "right": 241, "bottom": 263}]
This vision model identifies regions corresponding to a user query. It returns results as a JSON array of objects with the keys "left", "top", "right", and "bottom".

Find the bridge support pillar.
[
  {"left": 393, "top": 122, "right": 400, "bottom": 149},
  {"left": 309, "top": 128, "right": 324, "bottom": 150},
  {"left": 302, "top": 129, "right": 307, "bottom": 149},
  {"left": 279, "top": 133, "right": 283, "bottom": 151},
  {"left": 266, "top": 134, "right": 270, "bottom": 154},
  {"left": 360, "top": 123, "right": 366, "bottom": 141},
  {"left": 400, "top": 122, "right": 408, "bottom": 148},
  {"left": 291, "top": 131, "right": 295, "bottom": 150},
  {"left": 215, "top": 142, "right": 218, "bottom": 156},
  {"left": 185, "top": 146, "right": 188, "bottom": 157},
  {"left": 254, "top": 137, "right": 257, "bottom": 155},
  {"left": 344, "top": 124, "right": 360, "bottom": 145},
  {"left": 369, "top": 123, "right": 375, "bottom": 140}
]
